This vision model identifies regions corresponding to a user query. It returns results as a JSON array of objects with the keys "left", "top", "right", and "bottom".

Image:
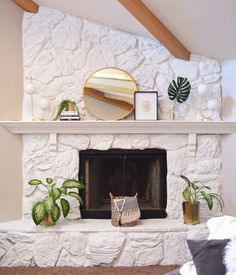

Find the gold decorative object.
[
  {"left": 83, "top": 67, "right": 138, "bottom": 120},
  {"left": 182, "top": 202, "right": 200, "bottom": 225}
]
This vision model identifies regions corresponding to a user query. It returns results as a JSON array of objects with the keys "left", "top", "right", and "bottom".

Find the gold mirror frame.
[{"left": 83, "top": 67, "right": 138, "bottom": 120}]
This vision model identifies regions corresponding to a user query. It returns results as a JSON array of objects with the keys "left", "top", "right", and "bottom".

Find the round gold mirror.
[{"left": 83, "top": 68, "right": 137, "bottom": 120}]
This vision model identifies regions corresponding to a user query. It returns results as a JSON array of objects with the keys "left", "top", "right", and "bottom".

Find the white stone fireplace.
[
  {"left": 0, "top": 6, "right": 227, "bottom": 267},
  {"left": 21, "top": 6, "right": 223, "bottom": 221}
]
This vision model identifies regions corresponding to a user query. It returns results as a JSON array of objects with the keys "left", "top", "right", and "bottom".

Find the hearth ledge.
[{"left": 0, "top": 218, "right": 207, "bottom": 233}]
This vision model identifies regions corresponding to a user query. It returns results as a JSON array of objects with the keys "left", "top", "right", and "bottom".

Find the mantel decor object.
[
  {"left": 180, "top": 175, "right": 224, "bottom": 225},
  {"left": 83, "top": 67, "right": 137, "bottom": 120},
  {"left": 110, "top": 193, "right": 140, "bottom": 227},
  {"left": 197, "top": 84, "right": 218, "bottom": 121},
  {"left": 168, "top": 77, "right": 191, "bottom": 120},
  {"left": 54, "top": 100, "right": 80, "bottom": 121},
  {"left": 134, "top": 92, "right": 158, "bottom": 120}
]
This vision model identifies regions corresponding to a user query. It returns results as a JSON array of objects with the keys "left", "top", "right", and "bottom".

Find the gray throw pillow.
[{"left": 187, "top": 239, "right": 229, "bottom": 275}]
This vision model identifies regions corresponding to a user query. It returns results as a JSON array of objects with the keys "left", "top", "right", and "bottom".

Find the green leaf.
[
  {"left": 53, "top": 100, "right": 68, "bottom": 121},
  {"left": 62, "top": 179, "right": 85, "bottom": 190},
  {"left": 32, "top": 202, "right": 46, "bottom": 225},
  {"left": 51, "top": 204, "right": 61, "bottom": 222},
  {"left": 201, "top": 191, "right": 213, "bottom": 210},
  {"left": 182, "top": 187, "right": 191, "bottom": 202},
  {"left": 46, "top": 178, "right": 53, "bottom": 184},
  {"left": 202, "top": 185, "right": 211, "bottom": 190},
  {"left": 210, "top": 193, "right": 224, "bottom": 211},
  {"left": 68, "top": 192, "right": 84, "bottom": 206},
  {"left": 168, "top": 77, "right": 191, "bottom": 103},
  {"left": 180, "top": 175, "right": 191, "bottom": 187},
  {"left": 44, "top": 196, "right": 55, "bottom": 214},
  {"left": 59, "top": 187, "right": 67, "bottom": 194},
  {"left": 28, "top": 179, "right": 42, "bottom": 186},
  {"left": 192, "top": 182, "right": 200, "bottom": 190},
  {"left": 51, "top": 187, "right": 61, "bottom": 200},
  {"left": 60, "top": 198, "right": 70, "bottom": 218}
]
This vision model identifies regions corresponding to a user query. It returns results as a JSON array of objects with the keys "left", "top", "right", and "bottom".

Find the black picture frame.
[{"left": 134, "top": 91, "right": 158, "bottom": 120}]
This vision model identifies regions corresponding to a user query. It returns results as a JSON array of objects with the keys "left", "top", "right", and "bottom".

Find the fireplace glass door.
[{"left": 79, "top": 149, "right": 167, "bottom": 219}]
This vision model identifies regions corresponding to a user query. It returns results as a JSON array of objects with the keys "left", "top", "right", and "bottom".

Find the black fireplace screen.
[{"left": 79, "top": 149, "right": 167, "bottom": 219}]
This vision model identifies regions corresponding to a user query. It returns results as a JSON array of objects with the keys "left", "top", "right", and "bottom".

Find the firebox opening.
[{"left": 79, "top": 149, "right": 167, "bottom": 219}]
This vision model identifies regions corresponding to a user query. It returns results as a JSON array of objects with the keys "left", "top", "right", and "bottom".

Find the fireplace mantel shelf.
[
  {"left": 1, "top": 120, "right": 236, "bottom": 134},
  {"left": 2, "top": 121, "right": 236, "bottom": 157}
]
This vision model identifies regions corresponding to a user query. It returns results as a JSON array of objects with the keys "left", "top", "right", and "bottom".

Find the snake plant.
[
  {"left": 180, "top": 175, "right": 224, "bottom": 211},
  {"left": 168, "top": 77, "right": 191, "bottom": 103},
  {"left": 28, "top": 178, "right": 85, "bottom": 225}
]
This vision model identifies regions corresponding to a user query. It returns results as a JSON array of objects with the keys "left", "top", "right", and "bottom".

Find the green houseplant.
[
  {"left": 53, "top": 100, "right": 80, "bottom": 120},
  {"left": 28, "top": 178, "right": 85, "bottom": 226},
  {"left": 180, "top": 175, "right": 224, "bottom": 225},
  {"left": 168, "top": 77, "right": 191, "bottom": 119}
]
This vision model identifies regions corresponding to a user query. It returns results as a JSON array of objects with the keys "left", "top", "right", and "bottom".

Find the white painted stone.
[
  {"left": 58, "top": 135, "right": 90, "bottom": 150},
  {"left": 0, "top": 243, "right": 33, "bottom": 266},
  {"left": 22, "top": 135, "right": 48, "bottom": 154},
  {"left": 73, "top": 41, "right": 91, "bottom": 70},
  {"left": 83, "top": 45, "right": 107, "bottom": 76},
  {"left": 197, "top": 135, "right": 220, "bottom": 160},
  {"left": 101, "top": 29, "right": 136, "bottom": 56},
  {"left": 133, "top": 63, "right": 158, "bottom": 89},
  {"left": 30, "top": 6, "right": 65, "bottom": 29},
  {"left": 187, "top": 224, "right": 209, "bottom": 240},
  {"left": 116, "top": 49, "right": 144, "bottom": 72},
  {"left": 86, "top": 232, "right": 125, "bottom": 265},
  {"left": 0, "top": 220, "right": 210, "bottom": 267},
  {"left": 162, "top": 232, "right": 187, "bottom": 265},
  {"left": 6, "top": 233, "right": 35, "bottom": 244},
  {"left": 60, "top": 233, "right": 85, "bottom": 256},
  {"left": 203, "top": 73, "right": 221, "bottom": 83},
  {"left": 112, "top": 135, "right": 132, "bottom": 149},
  {"left": 155, "top": 74, "right": 171, "bottom": 96},
  {"left": 129, "top": 135, "right": 150, "bottom": 150},
  {"left": 150, "top": 135, "right": 188, "bottom": 150},
  {"left": 128, "top": 233, "right": 163, "bottom": 265},
  {"left": 138, "top": 37, "right": 161, "bottom": 52},
  {"left": 200, "top": 59, "right": 221, "bottom": 76},
  {"left": 145, "top": 46, "right": 171, "bottom": 64},
  {"left": 114, "top": 244, "right": 135, "bottom": 267},
  {"left": 187, "top": 158, "right": 221, "bottom": 174},
  {"left": 157, "top": 62, "right": 175, "bottom": 78},
  {"left": 167, "top": 147, "right": 188, "bottom": 175},
  {"left": 89, "top": 135, "right": 114, "bottom": 150},
  {"left": 51, "top": 14, "right": 82, "bottom": 50},
  {"left": 56, "top": 248, "right": 85, "bottom": 267},
  {"left": 171, "top": 59, "right": 199, "bottom": 82},
  {"left": 34, "top": 234, "right": 61, "bottom": 267},
  {"left": 82, "top": 20, "right": 109, "bottom": 43}
]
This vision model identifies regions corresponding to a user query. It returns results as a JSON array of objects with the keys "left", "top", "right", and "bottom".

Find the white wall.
[
  {"left": 221, "top": 59, "right": 236, "bottom": 215},
  {"left": 0, "top": 0, "right": 24, "bottom": 222}
]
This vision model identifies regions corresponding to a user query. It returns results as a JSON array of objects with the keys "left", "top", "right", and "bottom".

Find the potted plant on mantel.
[
  {"left": 180, "top": 175, "right": 224, "bottom": 225},
  {"left": 28, "top": 177, "right": 85, "bottom": 226}
]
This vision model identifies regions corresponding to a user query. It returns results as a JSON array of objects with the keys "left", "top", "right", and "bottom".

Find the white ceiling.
[{"left": 36, "top": 0, "right": 236, "bottom": 61}]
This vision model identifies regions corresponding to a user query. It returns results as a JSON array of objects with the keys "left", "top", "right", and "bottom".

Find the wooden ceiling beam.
[
  {"left": 12, "top": 0, "right": 39, "bottom": 13},
  {"left": 118, "top": 0, "right": 190, "bottom": 60}
]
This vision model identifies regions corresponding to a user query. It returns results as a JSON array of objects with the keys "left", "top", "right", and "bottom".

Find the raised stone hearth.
[{"left": 0, "top": 219, "right": 209, "bottom": 267}]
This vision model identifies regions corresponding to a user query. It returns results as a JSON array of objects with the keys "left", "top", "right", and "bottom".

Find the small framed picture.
[{"left": 134, "top": 92, "right": 158, "bottom": 120}]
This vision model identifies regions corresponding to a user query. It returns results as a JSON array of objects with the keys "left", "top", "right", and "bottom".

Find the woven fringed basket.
[{"left": 110, "top": 193, "right": 140, "bottom": 227}]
